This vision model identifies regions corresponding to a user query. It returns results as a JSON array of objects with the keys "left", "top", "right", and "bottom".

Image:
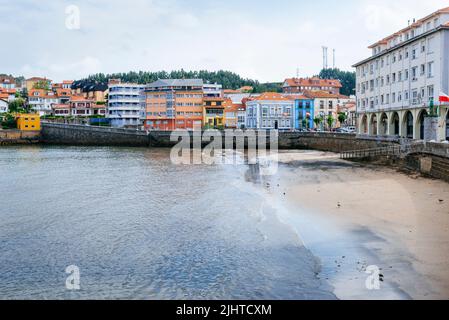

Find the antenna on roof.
[
  {"left": 332, "top": 49, "right": 336, "bottom": 69},
  {"left": 322, "top": 46, "right": 328, "bottom": 70}
]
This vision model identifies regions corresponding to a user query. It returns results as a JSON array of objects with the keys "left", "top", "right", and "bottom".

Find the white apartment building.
[
  {"left": 107, "top": 81, "right": 145, "bottom": 128},
  {"left": 354, "top": 7, "right": 449, "bottom": 141},
  {"left": 28, "top": 89, "right": 58, "bottom": 116},
  {"left": 203, "top": 83, "right": 223, "bottom": 97},
  {"left": 0, "top": 99, "right": 8, "bottom": 113}
]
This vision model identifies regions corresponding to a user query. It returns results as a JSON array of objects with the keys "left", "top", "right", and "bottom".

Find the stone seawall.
[
  {"left": 42, "top": 123, "right": 402, "bottom": 151},
  {"left": 278, "top": 132, "right": 400, "bottom": 152},
  {"left": 0, "top": 130, "right": 40, "bottom": 145},
  {"left": 41, "top": 123, "right": 149, "bottom": 147}
]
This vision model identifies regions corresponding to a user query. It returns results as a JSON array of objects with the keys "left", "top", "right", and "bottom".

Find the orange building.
[
  {"left": 223, "top": 98, "right": 240, "bottom": 128},
  {"left": 144, "top": 79, "right": 204, "bottom": 131}
]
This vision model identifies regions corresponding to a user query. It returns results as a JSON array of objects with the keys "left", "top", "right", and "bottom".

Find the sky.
[{"left": 0, "top": 0, "right": 447, "bottom": 83}]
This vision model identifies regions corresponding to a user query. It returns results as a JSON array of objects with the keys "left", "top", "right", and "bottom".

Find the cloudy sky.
[{"left": 0, "top": 0, "right": 447, "bottom": 82}]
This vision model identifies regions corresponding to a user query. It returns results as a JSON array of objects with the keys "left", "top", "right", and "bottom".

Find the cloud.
[{"left": 0, "top": 0, "right": 448, "bottom": 83}]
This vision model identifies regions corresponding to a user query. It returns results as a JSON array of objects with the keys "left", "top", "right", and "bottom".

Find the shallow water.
[{"left": 0, "top": 146, "right": 335, "bottom": 300}]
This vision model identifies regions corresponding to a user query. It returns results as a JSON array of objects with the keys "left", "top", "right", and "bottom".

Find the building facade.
[
  {"left": 28, "top": 89, "right": 59, "bottom": 115},
  {"left": 283, "top": 77, "right": 342, "bottom": 95},
  {"left": 354, "top": 7, "right": 449, "bottom": 141},
  {"left": 144, "top": 79, "right": 204, "bottom": 131},
  {"left": 16, "top": 114, "right": 40, "bottom": 131},
  {"left": 107, "top": 81, "right": 145, "bottom": 128},
  {"left": 0, "top": 99, "right": 8, "bottom": 113},
  {"left": 223, "top": 98, "right": 239, "bottom": 128},
  {"left": 0, "top": 76, "right": 16, "bottom": 90},
  {"left": 246, "top": 92, "right": 294, "bottom": 130},
  {"left": 203, "top": 97, "right": 225, "bottom": 129},
  {"left": 303, "top": 90, "right": 351, "bottom": 129},
  {"left": 293, "top": 96, "right": 315, "bottom": 129},
  {"left": 203, "top": 83, "right": 223, "bottom": 98}
]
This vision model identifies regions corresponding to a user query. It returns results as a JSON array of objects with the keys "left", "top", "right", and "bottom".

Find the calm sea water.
[{"left": 0, "top": 146, "right": 334, "bottom": 299}]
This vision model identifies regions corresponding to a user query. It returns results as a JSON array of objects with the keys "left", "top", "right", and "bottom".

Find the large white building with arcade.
[{"left": 353, "top": 7, "right": 449, "bottom": 141}]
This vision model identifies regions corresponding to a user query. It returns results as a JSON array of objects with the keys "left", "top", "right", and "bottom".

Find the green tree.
[
  {"left": 1, "top": 113, "right": 17, "bottom": 129},
  {"left": 319, "top": 68, "right": 355, "bottom": 97},
  {"left": 338, "top": 112, "right": 347, "bottom": 126},
  {"left": 33, "top": 80, "right": 50, "bottom": 90},
  {"left": 313, "top": 116, "right": 322, "bottom": 129},
  {"left": 81, "top": 70, "right": 282, "bottom": 93},
  {"left": 327, "top": 115, "right": 335, "bottom": 130},
  {"left": 8, "top": 98, "right": 26, "bottom": 113}
]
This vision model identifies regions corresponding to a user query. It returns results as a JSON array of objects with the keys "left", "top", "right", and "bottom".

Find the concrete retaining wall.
[
  {"left": 278, "top": 132, "right": 399, "bottom": 152},
  {"left": 41, "top": 123, "right": 148, "bottom": 147},
  {"left": 0, "top": 130, "right": 40, "bottom": 145}
]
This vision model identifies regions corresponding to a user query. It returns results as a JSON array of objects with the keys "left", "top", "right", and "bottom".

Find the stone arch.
[
  {"left": 369, "top": 113, "right": 378, "bottom": 135},
  {"left": 389, "top": 112, "right": 400, "bottom": 136},
  {"left": 360, "top": 114, "right": 368, "bottom": 134},
  {"left": 416, "top": 109, "right": 428, "bottom": 140},
  {"left": 402, "top": 110, "right": 414, "bottom": 139},
  {"left": 379, "top": 112, "right": 389, "bottom": 136}
]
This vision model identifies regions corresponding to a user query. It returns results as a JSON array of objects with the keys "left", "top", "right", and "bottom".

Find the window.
[
  {"left": 428, "top": 85, "right": 434, "bottom": 101},
  {"left": 420, "top": 64, "right": 425, "bottom": 75},
  {"left": 421, "top": 41, "right": 426, "bottom": 53},
  {"left": 412, "top": 67, "right": 418, "bottom": 80},
  {"left": 427, "top": 37, "right": 435, "bottom": 53},
  {"left": 412, "top": 47, "right": 417, "bottom": 59},
  {"left": 262, "top": 107, "right": 268, "bottom": 117},
  {"left": 328, "top": 101, "right": 333, "bottom": 109},
  {"left": 428, "top": 62, "right": 434, "bottom": 78}
]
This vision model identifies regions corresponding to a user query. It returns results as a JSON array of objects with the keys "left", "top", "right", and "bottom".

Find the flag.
[{"left": 439, "top": 92, "right": 449, "bottom": 103}]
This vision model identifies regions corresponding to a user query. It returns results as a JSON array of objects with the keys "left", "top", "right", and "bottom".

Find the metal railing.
[{"left": 340, "top": 145, "right": 401, "bottom": 159}]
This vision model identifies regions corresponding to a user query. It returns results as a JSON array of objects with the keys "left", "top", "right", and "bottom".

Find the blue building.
[{"left": 294, "top": 97, "right": 314, "bottom": 129}]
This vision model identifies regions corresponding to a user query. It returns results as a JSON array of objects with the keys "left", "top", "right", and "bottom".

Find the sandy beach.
[{"left": 264, "top": 150, "right": 449, "bottom": 300}]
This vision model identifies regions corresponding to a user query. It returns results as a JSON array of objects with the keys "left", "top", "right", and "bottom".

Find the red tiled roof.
[
  {"left": 70, "top": 95, "right": 93, "bottom": 101},
  {"left": 303, "top": 90, "right": 349, "bottom": 99},
  {"left": 254, "top": 92, "right": 291, "bottom": 101},
  {"left": 52, "top": 104, "right": 70, "bottom": 109},
  {"left": 285, "top": 94, "right": 310, "bottom": 100},
  {"left": 284, "top": 77, "right": 342, "bottom": 88}
]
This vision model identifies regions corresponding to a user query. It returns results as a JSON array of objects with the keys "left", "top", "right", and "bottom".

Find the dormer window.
[{"left": 434, "top": 18, "right": 439, "bottom": 28}]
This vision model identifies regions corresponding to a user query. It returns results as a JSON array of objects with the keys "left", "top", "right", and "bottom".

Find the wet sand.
[{"left": 266, "top": 150, "right": 449, "bottom": 300}]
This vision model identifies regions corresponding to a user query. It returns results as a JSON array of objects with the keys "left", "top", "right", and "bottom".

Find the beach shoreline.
[{"left": 264, "top": 150, "right": 449, "bottom": 300}]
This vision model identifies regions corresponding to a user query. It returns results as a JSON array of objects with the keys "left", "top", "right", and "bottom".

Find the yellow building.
[
  {"left": 203, "top": 97, "right": 225, "bottom": 129},
  {"left": 16, "top": 114, "right": 41, "bottom": 131}
]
